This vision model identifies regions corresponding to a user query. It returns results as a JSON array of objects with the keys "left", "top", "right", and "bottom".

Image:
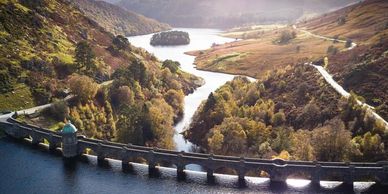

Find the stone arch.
[
  {"left": 354, "top": 172, "right": 381, "bottom": 183},
  {"left": 183, "top": 163, "right": 207, "bottom": 172},
  {"left": 30, "top": 134, "right": 43, "bottom": 145},
  {"left": 319, "top": 169, "right": 346, "bottom": 182},
  {"left": 154, "top": 159, "right": 178, "bottom": 168},
  {"left": 78, "top": 146, "right": 98, "bottom": 156},
  {"left": 41, "top": 138, "right": 51, "bottom": 145},
  {"left": 244, "top": 167, "right": 271, "bottom": 178},
  {"left": 213, "top": 166, "right": 239, "bottom": 176},
  {"left": 286, "top": 171, "right": 312, "bottom": 180}
]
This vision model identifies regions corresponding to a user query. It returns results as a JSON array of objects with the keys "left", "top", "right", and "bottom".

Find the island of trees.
[{"left": 150, "top": 31, "right": 190, "bottom": 46}]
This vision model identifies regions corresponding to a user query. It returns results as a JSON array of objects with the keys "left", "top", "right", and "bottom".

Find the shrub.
[
  {"left": 0, "top": 70, "right": 13, "bottom": 93},
  {"left": 68, "top": 75, "right": 99, "bottom": 103},
  {"left": 345, "top": 39, "right": 353, "bottom": 48},
  {"left": 277, "top": 30, "right": 296, "bottom": 44},
  {"left": 47, "top": 101, "right": 69, "bottom": 121},
  {"left": 112, "top": 35, "right": 131, "bottom": 51},
  {"left": 337, "top": 16, "right": 346, "bottom": 25},
  {"left": 327, "top": 45, "right": 339, "bottom": 55},
  {"left": 162, "top": 60, "right": 181, "bottom": 73},
  {"left": 32, "top": 87, "right": 51, "bottom": 105}
]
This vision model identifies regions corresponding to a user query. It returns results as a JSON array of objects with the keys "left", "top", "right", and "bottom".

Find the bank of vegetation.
[
  {"left": 186, "top": 64, "right": 387, "bottom": 162},
  {"left": 0, "top": 0, "right": 202, "bottom": 149},
  {"left": 150, "top": 31, "right": 190, "bottom": 46}
]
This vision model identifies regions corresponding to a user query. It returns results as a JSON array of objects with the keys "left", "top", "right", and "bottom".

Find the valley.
[{"left": 0, "top": 0, "right": 387, "bottom": 193}]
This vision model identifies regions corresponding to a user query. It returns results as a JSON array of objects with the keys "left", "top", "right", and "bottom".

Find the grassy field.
[
  {"left": 15, "top": 114, "right": 64, "bottom": 132},
  {"left": 222, "top": 24, "right": 287, "bottom": 39},
  {"left": 188, "top": 26, "right": 345, "bottom": 78},
  {"left": 0, "top": 83, "right": 36, "bottom": 111}
]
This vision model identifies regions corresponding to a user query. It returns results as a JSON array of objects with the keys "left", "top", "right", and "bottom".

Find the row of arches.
[{"left": 77, "top": 145, "right": 384, "bottom": 184}]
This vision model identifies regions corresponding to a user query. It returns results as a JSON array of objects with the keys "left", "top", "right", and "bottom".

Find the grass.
[
  {"left": 0, "top": 83, "right": 36, "bottom": 111},
  {"left": 192, "top": 26, "right": 345, "bottom": 78},
  {"left": 223, "top": 24, "right": 287, "bottom": 39},
  {"left": 49, "top": 122, "right": 65, "bottom": 131},
  {"left": 208, "top": 52, "right": 246, "bottom": 70}
]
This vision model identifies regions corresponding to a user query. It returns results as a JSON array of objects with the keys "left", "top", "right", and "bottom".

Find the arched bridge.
[{"left": 1, "top": 117, "right": 388, "bottom": 189}]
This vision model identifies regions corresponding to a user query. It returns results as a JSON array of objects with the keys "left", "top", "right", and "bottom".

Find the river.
[
  {"left": 127, "top": 28, "right": 240, "bottom": 153},
  {"left": 0, "top": 28, "right": 377, "bottom": 194}
]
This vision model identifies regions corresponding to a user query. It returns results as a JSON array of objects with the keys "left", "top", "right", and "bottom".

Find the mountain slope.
[
  {"left": 298, "top": 0, "right": 388, "bottom": 120},
  {"left": 297, "top": 0, "right": 388, "bottom": 44},
  {"left": 116, "top": 0, "right": 357, "bottom": 28},
  {"left": 70, "top": 0, "right": 170, "bottom": 36},
  {"left": 0, "top": 0, "right": 202, "bottom": 149}
]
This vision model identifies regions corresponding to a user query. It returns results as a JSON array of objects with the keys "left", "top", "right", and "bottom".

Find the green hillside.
[
  {"left": 71, "top": 0, "right": 170, "bottom": 36},
  {"left": 0, "top": 0, "right": 202, "bottom": 149}
]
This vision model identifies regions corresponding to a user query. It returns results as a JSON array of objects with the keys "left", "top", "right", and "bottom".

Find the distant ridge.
[
  {"left": 71, "top": 0, "right": 170, "bottom": 36},
  {"left": 116, "top": 0, "right": 357, "bottom": 28}
]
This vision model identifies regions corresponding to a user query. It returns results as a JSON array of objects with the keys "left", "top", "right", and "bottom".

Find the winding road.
[
  {"left": 294, "top": 25, "right": 388, "bottom": 130},
  {"left": 0, "top": 80, "right": 113, "bottom": 123}
]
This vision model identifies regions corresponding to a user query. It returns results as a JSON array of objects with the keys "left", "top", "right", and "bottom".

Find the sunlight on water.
[{"left": 286, "top": 179, "right": 310, "bottom": 188}]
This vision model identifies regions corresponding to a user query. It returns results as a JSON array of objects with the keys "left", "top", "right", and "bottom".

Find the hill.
[
  {"left": 70, "top": 0, "right": 170, "bottom": 36},
  {"left": 187, "top": 0, "right": 387, "bottom": 120},
  {"left": 187, "top": 25, "right": 345, "bottom": 78},
  {"left": 296, "top": 0, "right": 388, "bottom": 120},
  {"left": 0, "top": 0, "right": 202, "bottom": 149},
  {"left": 297, "top": 0, "right": 388, "bottom": 44},
  {"left": 116, "top": 0, "right": 357, "bottom": 28},
  {"left": 185, "top": 64, "right": 387, "bottom": 162}
]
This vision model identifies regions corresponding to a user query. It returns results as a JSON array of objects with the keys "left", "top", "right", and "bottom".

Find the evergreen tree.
[{"left": 75, "top": 41, "right": 96, "bottom": 72}]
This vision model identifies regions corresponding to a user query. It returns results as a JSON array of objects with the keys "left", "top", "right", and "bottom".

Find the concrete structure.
[
  {"left": 61, "top": 122, "right": 78, "bottom": 158},
  {"left": 1, "top": 116, "right": 388, "bottom": 189}
]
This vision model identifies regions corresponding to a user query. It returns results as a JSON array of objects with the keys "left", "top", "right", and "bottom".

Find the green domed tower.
[{"left": 61, "top": 121, "right": 78, "bottom": 158}]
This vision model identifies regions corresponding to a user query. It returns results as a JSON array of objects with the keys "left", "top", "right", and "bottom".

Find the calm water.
[{"left": 0, "top": 29, "right": 380, "bottom": 193}]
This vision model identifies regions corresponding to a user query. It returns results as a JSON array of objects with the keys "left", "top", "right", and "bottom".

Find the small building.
[{"left": 61, "top": 122, "right": 78, "bottom": 158}]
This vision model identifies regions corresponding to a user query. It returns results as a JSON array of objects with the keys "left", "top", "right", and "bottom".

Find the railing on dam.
[{"left": 1, "top": 116, "right": 388, "bottom": 188}]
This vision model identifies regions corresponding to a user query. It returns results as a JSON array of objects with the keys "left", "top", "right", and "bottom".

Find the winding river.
[{"left": 128, "top": 28, "right": 243, "bottom": 152}]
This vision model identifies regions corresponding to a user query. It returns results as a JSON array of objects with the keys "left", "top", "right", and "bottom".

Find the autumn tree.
[
  {"left": 69, "top": 75, "right": 99, "bottom": 103},
  {"left": 312, "top": 119, "right": 352, "bottom": 161},
  {"left": 113, "top": 35, "right": 130, "bottom": 51},
  {"left": 350, "top": 132, "right": 385, "bottom": 162},
  {"left": 207, "top": 117, "right": 248, "bottom": 156},
  {"left": 164, "top": 89, "right": 185, "bottom": 120},
  {"left": 115, "top": 104, "right": 145, "bottom": 145},
  {"left": 272, "top": 110, "right": 286, "bottom": 127},
  {"left": 291, "top": 130, "right": 315, "bottom": 161},
  {"left": 144, "top": 99, "right": 175, "bottom": 149}
]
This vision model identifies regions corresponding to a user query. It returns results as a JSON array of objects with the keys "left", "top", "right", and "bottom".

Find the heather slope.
[{"left": 70, "top": 0, "right": 170, "bottom": 36}]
